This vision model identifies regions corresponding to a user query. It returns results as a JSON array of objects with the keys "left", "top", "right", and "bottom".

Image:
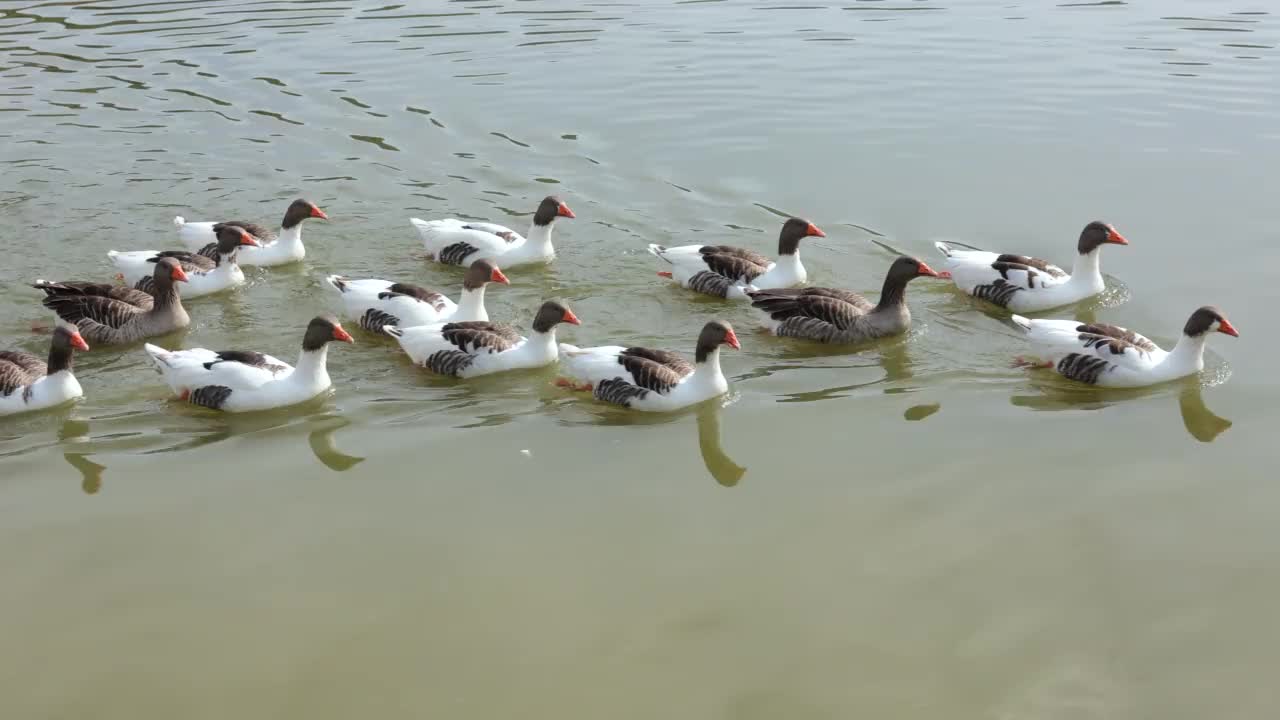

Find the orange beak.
[
  {"left": 806, "top": 222, "right": 826, "bottom": 238},
  {"left": 917, "top": 262, "right": 941, "bottom": 278},
  {"left": 332, "top": 325, "right": 355, "bottom": 343},
  {"left": 557, "top": 203, "right": 575, "bottom": 219},
  {"left": 311, "top": 205, "right": 329, "bottom": 220},
  {"left": 724, "top": 329, "right": 741, "bottom": 350},
  {"left": 490, "top": 267, "right": 510, "bottom": 285},
  {"left": 1218, "top": 318, "right": 1239, "bottom": 337},
  {"left": 171, "top": 266, "right": 189, "bottom": 282},
  {"left": 562, "top": 308, "right": 581, "bottom": 326},
  {"left": 1107, "top": 227, "right": 1128, "bottom": 245},
  {"left": 70, "top": 332, "right": 90, "bottom": 352},
  {"left": 657, "top": 271, "right": 673, "bottom": 278},
  {"left": 239, "top": 230, "right": 261, "bottom": 247}
]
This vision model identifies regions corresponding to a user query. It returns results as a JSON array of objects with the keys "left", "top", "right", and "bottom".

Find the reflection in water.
[
  {"left": 903, "top": 403, "right": 941, "bottom": 421},
  {"left": 308, "top": 415, "right": 365, "bottom": 472},
  {"left": 696, "top": 402, "right": 746, "bottom": 487},
  {"left": 1179, "top": 384, "right": 1232, "bottom": 443},
  {"left": 63, "top": 453, "right": 105, "bottom": 495},
  {"left": 772, "top": 337, "right": 914, "bottom": 404},
  {"left": 1011, "top": 378, "right": 1233, "bottom": 443}
]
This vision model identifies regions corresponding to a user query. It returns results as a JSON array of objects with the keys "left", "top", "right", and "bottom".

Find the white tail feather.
[
  {"left": 1010, "top": 315, "right": 1033, "bottom": 332},
  {"left": 933, "top": 241, "right": 954, "bottom": 258},
  {"left": 323, "top": 275, "right": 347, "bottom": 293},
  {"left": 383, "top": 326, "right": 403, "bottom": 338},
  {"left": 173, "top": 216, "right": 185, "bottom": 227}
]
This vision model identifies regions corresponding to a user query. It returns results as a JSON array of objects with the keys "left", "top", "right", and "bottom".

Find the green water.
[{"left": 2, "top": 1, "right": 1278, "bottom": 717}]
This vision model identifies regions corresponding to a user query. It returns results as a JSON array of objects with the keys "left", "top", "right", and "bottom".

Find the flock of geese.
[{"left": 1, "top": 194, "right": 1237, "bottom": 417}]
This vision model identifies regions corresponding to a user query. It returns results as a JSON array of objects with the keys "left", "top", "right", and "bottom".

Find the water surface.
[{"left": 2, "top": 1, "right": 1279, "bottom": 717}]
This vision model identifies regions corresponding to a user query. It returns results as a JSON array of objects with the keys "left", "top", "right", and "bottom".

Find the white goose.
[
  {"left": 323, "top": 259, "right": 509, "bottom": 334},
  {"left": 934, "top": 220, "right": 1128, "bottom": 312},
  {"left": 175, "top": 198, "right": 328, "bottom": 267},
  {"left": 144, "top": 315, "right": 354, "bottom": 412},
  {"left": 649, "top": 217, "right": 826, "bottom": 299},
  {"left": 385, "top": 300, "right": 579, "bottom": 378},
  {"left": 410, "top": 195, "right": 574, "bottom": 267},
  {"left": 1010, "top": 306, "right": 1238, "bottom": 388},
  {"left": 108, "top": 224, "right": 259, "bottom": 298},
  {"left": 0, "top": 326, "right": 89, "bottom": 416},
  {"left": 556, "top": 320, "right": 739, "bottom": 412}
]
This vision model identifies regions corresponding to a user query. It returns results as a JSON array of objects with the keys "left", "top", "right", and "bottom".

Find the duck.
[
  {"left": 144, "top": 315, "right": 354, "bottom": 412},
  {"left": 1009, "top": 306, "right": 1238, "bottom": 388},
  {"left": 556, "top": 320, "right": 739, "bottom": 412},
  {"left": 384, "top": 300, "right": 580, "bottom": 378},
  {"left": 175, "top": 198, "right": 328, "bottom": 267},
  {"left": 41, "top": 257, "right": 190, "bottom": 346},
  {"left": 108, "top": 224, "right": 259, "bottom": 298},
  {"left": 0, "top": 325, "right": 90, "bottom": 416},
  {"left": 323, "top": 259, "right": 509, "bottom": 334},
  {"left": 410, "top": 195, "right": 575, "bottom": 267},
  {"left": 747, "top": 256, "right": 944, "bottom": 343},
  {"left": 933, "top": 220, "right": 1128, "bottom": 312},
  {"left": 648, "top": 217, "right": 826, "bottom": 299}
]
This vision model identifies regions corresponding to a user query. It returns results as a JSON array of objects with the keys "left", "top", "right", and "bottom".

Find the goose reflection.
[
  {"left": 696, "top": 401, "right": 746, "bottom": 487},
  {"left": 57, "top": 418, "right": 105, "bottom": 494},
  {"left": 765, "top": 337, "right": 914, "bottom": 404},
  {"left": 307, "top": 414, "right": 364, "bottom": 471},
  {"left": 1010, "top": 378, "right": 1232, "bottom": 443},
  {"left": 559, "top": 398, "right": 746, "bottom": 487}
]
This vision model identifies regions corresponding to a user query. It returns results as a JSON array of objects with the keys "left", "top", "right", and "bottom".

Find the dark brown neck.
[
  {"left": 46, "top": 339, "right": 73, "bottom": 375},
  {"left": 695, "top": 340, "right": 719, "bottom": 364},
  {"left": 876, "top": 272, "right": 909, "bottom": 311},
  {"left": 153, "top": 281, "right": 180, "bottom": 310}
]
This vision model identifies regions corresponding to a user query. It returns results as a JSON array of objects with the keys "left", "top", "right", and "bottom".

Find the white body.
[
  {"left": 935, "top": 242, "right": 1105, "bottom": 312},
  {"left": 1011, "top": 315, "right": 1207, "bottom": 388},
  {"left": 411, "top": 218, "right": 553, "bottom": 268},
  {"left": 389, "top": 325, "right": 559, "bottom": 378},
  {"left": 650, "top": 244, "right": 804, "bottom": 300},
  {"left": 323, "top": 276, "right": 487, "bottom": 327},
  {"left": 108, "top": 250, "right": 245, "bottom": 298},
  {"left": 557, "top": 344, "right": 729, "bottom": 412},
  {"left": 0, "top": 371, "right": 82, "bottom": 416},
  {"left": 175, "top": 217, "right": 305, "bottom": 266},
  {"left": 143, "top": 343, "right": 333, "bottom": 412}
]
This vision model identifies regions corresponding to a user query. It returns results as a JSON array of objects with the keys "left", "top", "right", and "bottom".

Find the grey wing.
[
  {"left": 217, "top": 221, "right": 276, "bottom": 242},
  {"left": 700, "top": 245, "right": 773, "bottom": 268},
  {"left": 0, "top": 353, "right": 44, "bottom": 396},
  {"left": 151, "top": 250, "right": 216, "bottom": 272},
  {"left": 617, "top": 352, "right": 688, "bottom": 393},
  {"left": 440, "top": 323, "right": 519, "bottom": 353},
  {"left": 1074, "top": 322, "right": 1158, "bottom": 353},
  {"left": 33, "top": 280, "right": 153, "bottom": 310},
  {"left": 699, "top": 251, "right": 769, "bottom": 282},
  {"left": 618, "top": 347, "right": 694, "bottom": 376},
  {"left": 42, "top": 294, "right": 141, "bottom": 330}
]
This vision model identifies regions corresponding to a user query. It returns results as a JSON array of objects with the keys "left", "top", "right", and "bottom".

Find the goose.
[
  {"left": 747, "top": 256, "right": 944, "bottom": 343},
  {"left": 648, "top": 217, "right": 826, "bottom": 299},
  {"left": 144, "top": 315, "right": 354, "bottom": 412},
  {"left": 1009, "top": 306, "right": 1238, "bottom": 387},
  {"left": 934, "top": 220, "right": 1128, "bottom": 312},
  {"left": 0, "top": 325, "right": 90, "bottom": 416},
  {"left": 556, "top": 320, "right": 739, "bottom": 412},
  {"left": 42, "top": 257, "right": 190, "bottom": 346},
  {"left": 384, "top": 300, "right": 579, "bottom": 378},
  {"left": 175, "top": 198, "right": 328, "bottom": 267},
  {"left": 410, "top": 195, "right": 575, "bottom": 267},
  {"left": 323, "top": 259, "right": 509, "bottom": 334},
  {"left": 109, "top": 224, "right": 259, "bottom": 298}
]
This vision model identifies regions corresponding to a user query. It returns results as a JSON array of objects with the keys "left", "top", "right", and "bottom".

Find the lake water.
[{"left": 2, "top": 0, "right": 1278, "bottom": 717}]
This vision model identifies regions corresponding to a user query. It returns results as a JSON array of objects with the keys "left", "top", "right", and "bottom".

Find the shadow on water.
[{"left": 1010, "top": 376, "right": 1233, "bottom": 443}]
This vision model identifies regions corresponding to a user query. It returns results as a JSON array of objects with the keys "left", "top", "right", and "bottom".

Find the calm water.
[{"left": 3, "top": 0, "right": 1279, "bottom": 717}]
